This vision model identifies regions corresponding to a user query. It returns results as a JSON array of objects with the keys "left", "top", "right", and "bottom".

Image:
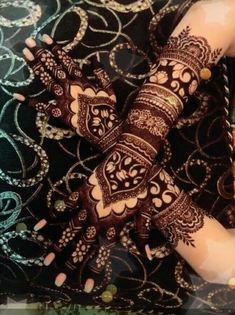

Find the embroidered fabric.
[{"left": 0, "top": 0, "right": 234, "bottom": 312}]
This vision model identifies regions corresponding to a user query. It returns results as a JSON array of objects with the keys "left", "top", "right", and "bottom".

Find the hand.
[
  {"left": 14, "top": 35, "right": 122, "bottom": 152},
  {"left": 34, "top": 160, "right": 208, "bottom": 293},
  {"left": 34, "top": 151, "right": 159, "bottom": 292}
]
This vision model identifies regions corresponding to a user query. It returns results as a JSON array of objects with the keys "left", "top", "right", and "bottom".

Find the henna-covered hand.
[
  {"left": 14, "top": 35, "right": 123, "bottom": 152},
  {"left": 34, "top": 149, "right": 157, "bottom": 292}
]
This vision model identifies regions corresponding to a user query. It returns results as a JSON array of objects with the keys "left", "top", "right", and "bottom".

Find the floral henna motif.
[
  {"left": 128, "top": 109, "right": 169, "bottom": 137},
  {"left": 75, "top": 93, "right": 120, "bottom": 146}
]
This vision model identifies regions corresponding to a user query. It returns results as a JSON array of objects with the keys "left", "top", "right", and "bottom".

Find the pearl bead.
[
  {"left": 228, "top": 278, "right": 235, "bottom": 290},
  {"left": 101, "top": 290, "right": 113, "bottom": 303},
  {"left": 200, "top": 67, "right": 212, "bottom": 80},
  {"left": 106, "top": 284, "right": 117, "bottom": 295},
  {"left": 15, "top": 223, "right": 27, "bottom": 232}
]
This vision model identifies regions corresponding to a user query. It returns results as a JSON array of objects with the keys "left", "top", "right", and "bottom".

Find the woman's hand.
[
  {"left": 14, "top": 35, "right": 122, "bottom": 152},
  {"left": 34, "top": 149, "right": 159, "bottom": 292}
]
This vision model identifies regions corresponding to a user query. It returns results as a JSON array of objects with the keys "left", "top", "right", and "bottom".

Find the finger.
[
  {"left": 54, "top": 225, "right": 97, "bottom": 288},
  {"left": 64, "top": 226, "right": 97, "bottom": 270},
  {"left": 83, "top": 225, "right": 118, "bottom": 292},
  {"left": 91, "top": 54, "right": 115, "bottom": 96},
  {"left": 49, "top": 208, "right": 88, "bottom": 254},
  {"left": 135, "top": 206, "right": 153, "bottom": 261},
  {"left": 83, "top": 244, "right": 113, "bottom": 293},
  {"left": 23, "top": 47, "right": 64, "bottom": 97},
  {"left": 38, "top": 208, "right": 88, "bottom": 267},
  {"left": 13, "top": 93, "right": 61, "bottom": 117},
  {"left": 41, "top": 34, "right": 83, "bottom": 79},
  {"left": 33, "top": 189, "right": 82, "bottom": 234},
  {"left": 25, "top": 37, "right": 67, "bottom": 84}
]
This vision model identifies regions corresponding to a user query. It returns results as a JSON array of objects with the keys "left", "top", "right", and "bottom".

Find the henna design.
[
  {"left": 75, "top": 93, "right": 119, "bottom": 144},
  {"left": 50, "top": 44, "right": 83, "bottom": 78},
  {"left": 31, "top": 28, "right": 223, "bottom": 290},
  {"left": 85, "top": 226, "right": 97, "bottom": 239},
  {"left": 58, "top": 226, "right": 76, "bottom": 250},
  {"left": 124, "top": 26, "right": 222, "bottom": 153},
  {"left": 128, "top": 109, "right": 169, "bottom": 138},
  {"left": 54, "top": 209, "right": 88, "bottom": 250},
  {"left": 70, "top": 240, "right": 91, "bottom": 264},
  {"left": 154, "top": 191, "right": 207, "bottom": 247},
  {"left": 149, "top": 169, "right": 213, "bottom": 248},
  {"left": 92, "top": 246, "right": 111, "bottom": 273},
  {"left": 106, "top": 227, "right": 116, "bottom": 241},
  {"left": 25, "top": 40, "right": 121, "bottom": 152}
]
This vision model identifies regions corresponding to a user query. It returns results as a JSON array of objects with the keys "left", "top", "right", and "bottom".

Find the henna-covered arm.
[{"left": 122, "top": 0, "right": 235, "bottom": 155}]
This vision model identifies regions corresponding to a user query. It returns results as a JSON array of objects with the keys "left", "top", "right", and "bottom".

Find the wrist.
[
  {"left": 154, "top": 192, "right": 206, "bottom": 245},
  {"left": 97, "top": 120, "right": 124, "bottom": 153},
  {"left": 116, "top": 133, "right": 157, "bottom": 166}
]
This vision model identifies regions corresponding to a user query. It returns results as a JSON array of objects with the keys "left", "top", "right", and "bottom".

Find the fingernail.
[
  {"left": 84, "top": 278, "right": 94, "bottom": 293},
  {"left": 25, "top": 37, "right": 36, "bottom": 48},
  {"left": 145, "top": 244, "right": 152, "bottom": 261},
  {"left": 33, "top": 219, "right": 47, "bottom": 231},
  {"left": 22, "top": 48, "right": 35, "bottom": 61},
  {"left": 13, "top": 93, "right": 26, "bottom": 102},
  {"left": 42, "top": 34, "right": 53, "bottom": 45},
  {"left": 55, "top": 273, "right": 67, "bottom": 287},
  {"left": 43, "top": 252, "right": 55, "bottom": 266}
]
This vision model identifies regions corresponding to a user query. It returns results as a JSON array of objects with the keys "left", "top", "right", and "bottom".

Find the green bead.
[
  {"left": 101, "top": 290, "right": 113, "bottom": 303},
  {"left": 15, "top": 223, "right": 27, "bottom": 232},
  {"left": 106, "top": 284, "right": 117, "bottom": 295},
  {"left": 54, "top": 199, "right": 66, "bottom": 211}
]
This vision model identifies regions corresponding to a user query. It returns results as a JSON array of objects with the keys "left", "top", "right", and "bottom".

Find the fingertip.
[
  {"left": 84, "top": 278, "right": 94, "bottom": 293},
  {"left": 25, "top": 37, "right": 36, "bottom": 48},
  {"left": 145, "top": 244, "right": 152, "bottom": 261},
  {"left": 13, "top": 93, "right": 26, "bottom": 102},
  {"left": 43, "top": 252, "right": 56, "bottom": 266},
  {"left": 22, "top": 47, "right": 35, "bottom": 61},
  {"left": 55, "top": 273, "right": 67, "bottom": 287},
  {"left": 42, "top": 34, "right": 54, "bottom": 45},
  {"left": 33, "top": 219, "right": 47, "bottom": 231}
]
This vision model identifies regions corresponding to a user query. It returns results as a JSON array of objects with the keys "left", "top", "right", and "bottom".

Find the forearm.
[
  {"left": 176, "top": 213, "right": 235, "bottom": 284},
  {"left": 119, "top": 0, "right": 235, "bottom": 159}
]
